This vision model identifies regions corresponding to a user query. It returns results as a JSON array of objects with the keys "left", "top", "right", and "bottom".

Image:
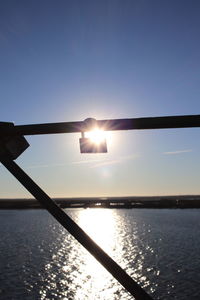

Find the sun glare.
[{"left": 85, "top": 129, "right": 106, "bottom": 145}]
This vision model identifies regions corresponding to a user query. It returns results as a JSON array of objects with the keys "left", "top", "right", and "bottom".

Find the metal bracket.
[{"left": 0, "top": 122, "right": 29, "bottom": 160}]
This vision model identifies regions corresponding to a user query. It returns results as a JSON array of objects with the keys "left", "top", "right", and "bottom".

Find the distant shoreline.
[{"left": 0, "top": 196, "right": 200, "bottom": 209}]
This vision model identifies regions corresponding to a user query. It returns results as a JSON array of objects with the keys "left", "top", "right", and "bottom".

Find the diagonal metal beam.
[{"left": 1, "top": 157, "right": 153, "bottom": 300}]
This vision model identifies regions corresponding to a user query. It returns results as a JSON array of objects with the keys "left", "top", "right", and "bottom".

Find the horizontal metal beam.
[{"left": 1, "top": 115, "right": 200, "bottom": 136}]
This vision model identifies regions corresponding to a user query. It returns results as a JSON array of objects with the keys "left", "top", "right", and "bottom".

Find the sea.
[{"left": 0, "top": 208, "right": 200, "bottom": 300}]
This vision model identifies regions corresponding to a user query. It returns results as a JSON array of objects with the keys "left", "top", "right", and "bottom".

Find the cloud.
[
  {"left": 25, "top": 159, "right": 104, "bottom": 169},
  {"left": 163, "top": 149, "right": 193, "bottom": 155},
  {"left": 90, "top": 154, "right": 138, "bottom": 168},
  {"left": 90, "top": 159, "right": 121, "bottom": 168},
  {"left": 26, "top": 162, "right": 67, "bottom": 169},
  {"left": 24, "top": 154, "right": 138, "bottom": 169},
  {"left": 71, "top": 159, "right": 103, "bottom": 165}
]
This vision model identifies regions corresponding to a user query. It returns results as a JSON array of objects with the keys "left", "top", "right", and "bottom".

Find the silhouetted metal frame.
[
  {"left": 1, "top": 114, "right": 200, "bottom": 136},
  {"left": 1, "top": 114, "right": 200, "bottom": 299}
]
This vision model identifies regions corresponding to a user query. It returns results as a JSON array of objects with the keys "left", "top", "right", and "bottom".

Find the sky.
[{"left": 0, "top": 0, "right": 200, "bottom": 198}]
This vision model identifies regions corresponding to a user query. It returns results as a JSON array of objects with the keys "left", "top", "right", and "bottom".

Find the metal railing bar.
[{"left": 1, "top": 115, "right": 200, "bottom": 137}]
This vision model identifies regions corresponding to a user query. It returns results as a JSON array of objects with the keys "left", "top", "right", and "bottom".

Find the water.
[{"left": 0, "top": 208, "right": 200, "bottom": 300}]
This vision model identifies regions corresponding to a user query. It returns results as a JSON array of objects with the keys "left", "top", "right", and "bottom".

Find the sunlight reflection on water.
[
  {"left": 74, "top": 209, "right": 123, "bottom": 300},
  {"left": 39, "top": 209, "right": 140, "bottom": 299},
  {"left": 77, "top": 209, "right": 116, "bottom": 253},
  {"left": 2, "top": 209, "right": 199, "bottom": 299},
  {"left": 72, "top": 208, "right": 146, "bottom": 299}
]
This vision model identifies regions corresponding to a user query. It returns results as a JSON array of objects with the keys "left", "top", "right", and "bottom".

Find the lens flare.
[{"left": 86, "top": 129, "right": 106, "bottom": 145}]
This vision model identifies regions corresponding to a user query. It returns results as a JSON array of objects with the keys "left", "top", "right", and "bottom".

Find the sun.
[{"left": 85, "top": 128, "right": 106, "bottom": 145}]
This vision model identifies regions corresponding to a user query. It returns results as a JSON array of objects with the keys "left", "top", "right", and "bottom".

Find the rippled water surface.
[{"left": 0, "top": 208, "right": 200, "bottom": 299}]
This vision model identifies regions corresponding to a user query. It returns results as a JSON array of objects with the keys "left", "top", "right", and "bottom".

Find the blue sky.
[{"left": 0, "top": 0, "right": 200, "bottom": 198}]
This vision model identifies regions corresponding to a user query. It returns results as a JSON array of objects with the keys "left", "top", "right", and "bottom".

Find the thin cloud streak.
[
  {"left": 24, "top": 154, "right": 138, "bottom": 169},
  {"left": 163, "top": 149, "right": 193, "bottom": 155},
  {"left": 90, "top": 159, "right": 121, "bottom": 168},
  {"left": 90, "top": 154, "right": 138, "bottom": 168},
  {"left": 71, "top": 159, "right": 103, "bottom": 165},
  {"left": 25, "top": 159, "right": 104, "bottom": 169}
]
